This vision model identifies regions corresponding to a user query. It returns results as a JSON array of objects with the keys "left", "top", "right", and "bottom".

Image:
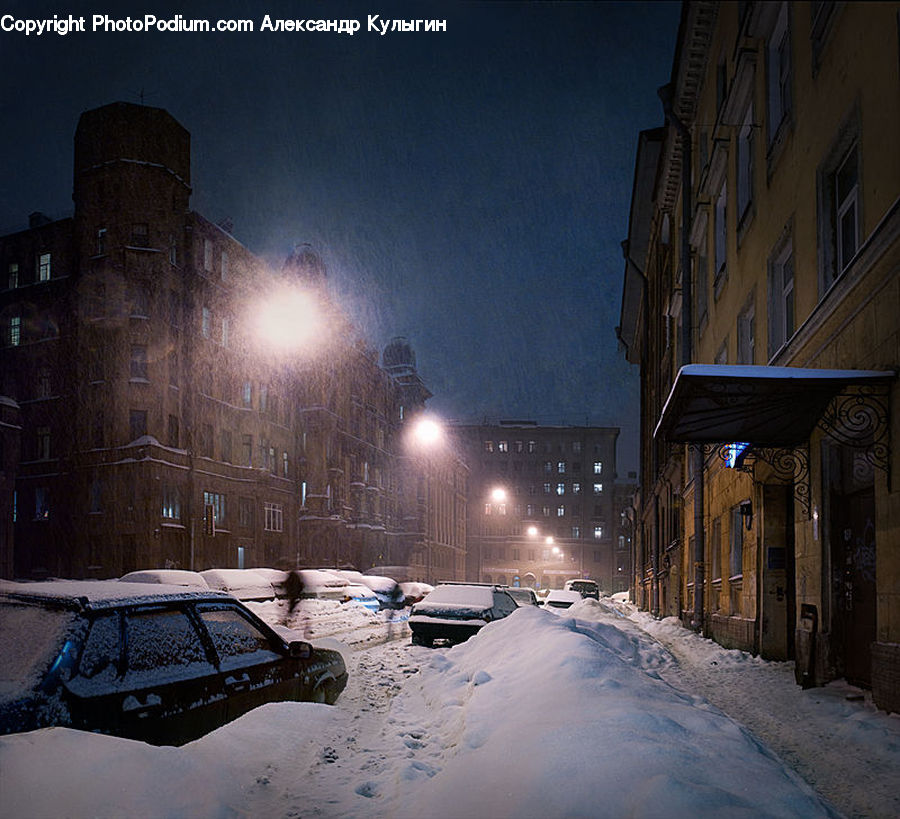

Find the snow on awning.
[{"left": 654, "top": 364, "right": 895, "bottom": 446}]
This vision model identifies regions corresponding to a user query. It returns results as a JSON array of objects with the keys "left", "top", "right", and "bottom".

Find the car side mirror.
[{"left": 289, "top": 640, "right": 312, "bottom": 659}]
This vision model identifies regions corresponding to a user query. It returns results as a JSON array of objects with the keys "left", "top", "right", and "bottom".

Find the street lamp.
[{"left": 490, "top": 487, "right": 507, "bottom": 503}]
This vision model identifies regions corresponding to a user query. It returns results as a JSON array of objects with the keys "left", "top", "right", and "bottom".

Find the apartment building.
[{"left": 619, "top": 1, "right": 899, "bottom": 711}]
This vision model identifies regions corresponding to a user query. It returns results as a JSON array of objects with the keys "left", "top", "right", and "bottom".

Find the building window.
[
  {"left": 221, "top": 429, "right": 232, "bottom": 463},
  {"left": 7, "top": 262, "right": 18, "bottom": 289},
  {"left": 593, "top": 483, "right": 603, "bottom": 495},
  {"left": 35, "top": 487, "right": 50, "bottom": 520},
  {"left": 556, "top": 483, "right": 565, "bottom": 496},
  {"left": 162, "top": 486, "right": 181, "bottom": 520},
  {"left": 167, "top": 414, "right": 180, "bottom": 448},
  {"left": 131, "top": 223, "right": 149, "bottom": 247},
  {"left": 204, "top": 491, "right": 226, "bottom": 525},
  {"left": 557, "top": 505, "right": 565, "bottom": 517},
  {"left": 201, "top": 423, "right": 213, "bottom": 458},
  {"left": 515, "top": 440, "right": 523, "bottom": 453},
  {"left": 242, "top": 381, "right": 252, "bottom": 407},
  {"left": 768, "top": 235, "right": 794, "bottom": 358},
  {"left": 593, "top": 461, "right": 602, "bottom": 475},
  {"left": 572, "top": 441, "right": 581, "bottom": 453},
  {"left": 95, "top": 228, "right": 107, "bottom": 255},
  {"left": 571, "top": 525, "right": 581, "bottom": 539},
  {"left": 766, "top": 3, "right": 792, "bottom": 146},
  {"left": 835, "top": 144, "right": 859, "bottom": 277},
  {"left": 130, "top": 345, "right": 148, "bottom": 380},
  {"left": 543, "top": 461, "right": 552, "bottom": 473},
  {"left": 483, "top": 440, "right": 493, "bottom": 453},
  {"left": 242, "top": 434, "right": 252, "bottom": 466},
  {"left": 557, "top": 461, "right": 566, "bottom": 473},
  {"left": 711, "top": 516, "right": 722, "bottom": 582},
  {"left": 695, "top": 229, "right": 709, "bottom": 329},
  {"left": 7, "top": 316, "right": 21, "bottom": 347},
  {"left": 264, "top": 501, "right": 283, "bottom": 532},
  {"left": 484, "top": 502, "right": 492, "bottom": 516},
  {"left": 498, "top": 440, "right": 508, "bottom": 453},
  {"left": 542, "top": 506, "right": 551, "bottom": 517},
  {"left": 221, "top": 251, "right": 229, "bottom": 281},
  {"left": 737, "top": 299, "right": 755, "bottom": 365},
  {"left": 36, "top": 426, "right": 51, "bottom": 460},
  {"left": 129, "top": 410, "right": 147, "bottom": 441},
  {"left": 282, "top": 451, "right": 289, "bottom": 477},
  {"left": 203, "top": 239, "right": 213, "bottom": 271},
  {"left": 239, "top": 497, "right": 253, "bottom": 528},
  {"left": 89, "top": 476, "right": 103, "bottom": 514},
  {"left": 714, "top": 180, "right": 727, "bottom": 286},
  {"left": 201, "top": 306, "right": 211, "bottom": 338},
  {"left": 593, "top": 526, "right": 603, "bottom": 539},
  {"left": 527, "top": 440, "right": 536, "bottom": 453},
  {"left": 37, "top": 252, "right": 51, "bottom": 282},
  {"left": 543, "top": 483, "right": 552, "bottom": 495},
  {"left": 572, "top": 482, "right": 581, "bottom": 495},
  {"left": 526, "top": 504, "right": 535, "bottom": 516},
  {"left": 737, "top": 102, "right": 754, "bottom": 225},
  {"left": 730, "top": 506, "right": 744, "bottom": 578}
]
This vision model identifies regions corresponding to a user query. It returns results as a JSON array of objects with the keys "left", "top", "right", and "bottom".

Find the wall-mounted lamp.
[{"left": 740, "top": 500, "right": 753, "bottom": 531}]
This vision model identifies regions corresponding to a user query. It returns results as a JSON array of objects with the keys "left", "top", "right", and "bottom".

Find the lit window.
[
  {"left": 8, "top": 315, "right": 21, "bottom": 346},
  {"left": 557, "top": 461, "right": 566, "bottom": 473},
  {"left": 484, "top": 440, "right": 494, "bottom": 453},
  {"left": 556, "top": 483, "right": 565, "bottom": 496},
  {"left": 242, "top": 381, "right": 252, "bottom": 407},
  {"left": 593, "top": 483, "right": 603, "bottom": 495},
  {"left": 204, "top": 491, "right": 226, "bottom": 525},
  {"left": 593, "top": 462, "right": 602, "bottom": 475},
  {"left": 572, "top": 482, "right": 581, "bottom": 495},
  {"left": 282, "top": 451, "right": 289, "bottom": 478},
  {"left": 35, "top": 487, "right": 50, "bottom": 520},
  {"left": 571, "top": 525, "right": 581, "bottom": 538},
  {"left": 484, "top": 503, "right": 492, "bottom": 515},
  {"left": 527, "top": 441, "right": 536, "bottom": 453},
  {"left": 498, "top": 440, "right": 508, "bottom": 453},
  {"left": 38, "top": 252, "right": 51, "bottom": 282},
  {"left": 557, "top": 505, "right": 565, "bottom": 517},
  {"left": 544, "top": 461, "right": 552, "bottom": 473},
  {"left": 543, "top": 483, "right": 552, "bottom": 494},
  {"left": 162, "top": 486, "right": 181, "bottom": 520},
  {"left": 7, "top": 263, "right": 18, "bottom": 289},
  {"left": 593, "top": 526, "right": 603, "bottom": 539}
]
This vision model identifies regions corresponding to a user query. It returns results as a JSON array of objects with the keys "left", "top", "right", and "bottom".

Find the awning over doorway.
[{"left": 654, "top": 365, "right": 895, "bottom": 446}]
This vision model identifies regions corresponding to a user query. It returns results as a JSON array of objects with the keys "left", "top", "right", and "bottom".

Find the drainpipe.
[{"left": 658, "top": 83, "right": 705, "bottom": 633}]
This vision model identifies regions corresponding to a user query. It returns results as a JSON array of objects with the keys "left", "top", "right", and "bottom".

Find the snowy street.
[{"left": 2, "top": 597, "right": 899, "bottom": 818}]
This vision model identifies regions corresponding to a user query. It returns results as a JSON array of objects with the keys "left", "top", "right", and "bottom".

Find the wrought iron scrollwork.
[{"left": 818, "top": 384, "right": 891, "bottom": 476}]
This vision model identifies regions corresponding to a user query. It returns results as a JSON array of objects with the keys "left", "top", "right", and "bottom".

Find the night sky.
[{"left": 0, "top": 1, "right": 680, "bottom": 475}]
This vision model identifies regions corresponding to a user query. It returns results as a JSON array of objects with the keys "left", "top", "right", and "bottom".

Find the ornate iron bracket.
[
  {"left": 817, "top": 383, "right": 891, "bottom": 488},
  {"left": 711, "top": 443, "right": 812, "bottom": 517}
]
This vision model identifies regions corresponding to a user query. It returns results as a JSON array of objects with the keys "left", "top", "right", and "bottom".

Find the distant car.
[
  {"left": 506, "top": 587, "right": 539, "bottom": 607},
  {"left": 340, "top": 583, "right": 380, "bottom": 613},
  {"left": 199, "top": 569, "right": 278, "bottom": 602},
  {"left": 564, "top": 579, "right": 600, "bottom": 600},
  {"left": 0, "top": 580, "right": 348, "bottom": 746},
  {"left": 250, "top": 568, "right": 289, "bottom": 597},
  {"left": 120, "top": 569, "right": 209, "bottom": 589},
  {"left": 542, "top": 589, "right": 583, "bottom": 610},
  {"left": 399, "top": 581, "right": 434, "bottom": 607},
  {"left": 409, "top": 583, "right": 518, "bottom": 647},
  {"left": 299, "top": 570, "right": 353, "bottom": 601}
]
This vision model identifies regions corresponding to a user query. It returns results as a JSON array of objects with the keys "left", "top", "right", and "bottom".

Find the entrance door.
[{"left": 828, "top": 443, "right": 877, "bottom": 689}]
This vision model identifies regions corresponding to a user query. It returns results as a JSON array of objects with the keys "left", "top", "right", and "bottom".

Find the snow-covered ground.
[{"left": 2, "top": 597, "right": 899, "bottom": 818}]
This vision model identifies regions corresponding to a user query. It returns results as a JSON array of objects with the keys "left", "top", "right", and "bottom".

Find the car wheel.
[
  {"left": 311, "top": 684, "right": 327, "bottom": 704},
  {"left": 411, "top": 633, "right": 432, "bottom": 647}
]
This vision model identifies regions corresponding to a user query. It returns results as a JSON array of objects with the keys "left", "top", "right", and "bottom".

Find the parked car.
[
  {"left": 564, "top": 579, "right": 600, "bottom": 600},
  {"left": 250, "top": 568, "right": 288, "bottom": 597},
  {"left": 340, "top": 583, "right": 380, "bottom": 613},
  {"left": 0, "top": 580, "right": 348, "bottom": 746},
  {"left": 399, "top": 581, "right": 434, "bottom": 607},
  {"left": 120, "top": 569, "right": 209, "bottom": 589},
  {"left": 542, "top": 589, "right": 583, "bottom": 610},
  {"left": 331, "top": 570, "right": 403, "bottom": 610},
  {"left": 298, "top": 570, "right": 353, "bottom": 601},
  {"left": 506, "top": 586, "right": 539, "bottom": 607},
  {"left": 199, "top": 569, "right": 277, "bottom": 602},
  {"left": 408, "top": 583, "right": 518, "bottom": 647}
]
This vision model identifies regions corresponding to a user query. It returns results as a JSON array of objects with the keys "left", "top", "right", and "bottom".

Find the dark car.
[
  {"left": 408, "top": 583, "right": 518, "bottom": 647},
  {"left": 0, "top": 580, "right": 348, "bottom": 746},
  {"left": 564, "top": 579, "right": 601, "bottom": 600}
]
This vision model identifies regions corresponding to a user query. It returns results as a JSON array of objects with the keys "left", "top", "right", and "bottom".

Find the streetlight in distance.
[
  {"left": 490, "top": 487, "right": 507, "bottom": 503},
  {"left": 526, "top": 525, "right": 538, "bottom": 538},
  {"left": 410, "top": 415, "right": 444, "bottom": 449}
]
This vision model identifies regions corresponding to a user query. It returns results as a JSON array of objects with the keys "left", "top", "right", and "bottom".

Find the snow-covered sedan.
[
  {"left": 0, "top": 580, "right": 348, "bottom": 745},
  {"left": 542, "top": 589, "right": 583, "bottom": 610},
  {"left": 408, "top": 583, "right": 518, "bottom": 647}
]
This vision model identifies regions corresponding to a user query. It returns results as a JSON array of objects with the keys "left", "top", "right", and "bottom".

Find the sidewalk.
[{"left": 624, "top": 607, "right": 900, "bottom": 819}]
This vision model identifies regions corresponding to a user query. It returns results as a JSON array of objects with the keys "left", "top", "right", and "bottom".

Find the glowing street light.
[
  {"left": 411, "top": 416, "right": 443, "bottom": 448},
  {"left": 252, "top": 284, "right": 326, "bottom": 354},
  {"left": 526, "top": 525, "right": 538, "bottom": 537},
  {"left": 490, "top": 487, "right": 507, "bottom": 503}
]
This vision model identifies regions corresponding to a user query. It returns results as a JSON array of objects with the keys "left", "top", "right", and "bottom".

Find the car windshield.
[
  {"left": 422, "top": 585, "right": 494, "bottom": 607},
  {"left": 0, "top": 602, "right": 79, "bottom": 703}
]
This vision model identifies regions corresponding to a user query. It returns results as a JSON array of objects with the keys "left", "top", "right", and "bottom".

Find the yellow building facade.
[{"left": 620, "top": 2, "right": 899, "bottom": 711}]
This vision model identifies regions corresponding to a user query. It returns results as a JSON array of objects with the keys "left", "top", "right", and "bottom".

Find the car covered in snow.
[
  {"left": 398, "top": 581, "right": 434, "bottom": 607},
  {"left": 408, "top": 583, "right": 518, "bottom": 646},
  {"left": 542, "top": 589, "right": 583, "bottom": 610},
  {"left": 0, "top": 580, "right": 348, "bottom": 745},
  {"left": 120, "top": 569, "right": 210, "bottom": 589},
  {"left": 199, "top": 569, "right": 278, "bottom": 602},
  {"left": 564, "top": 578, "right": 600, "bottom": 600}
]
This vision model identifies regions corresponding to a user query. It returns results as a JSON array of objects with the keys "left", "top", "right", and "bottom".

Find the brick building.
[{"left": 0, "top": 101, "right": 466, "bottom": 583}]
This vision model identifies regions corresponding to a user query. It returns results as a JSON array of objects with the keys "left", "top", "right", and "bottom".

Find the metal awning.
[{"left": 654, "top": 364, "right": 895, "bottom": 446}]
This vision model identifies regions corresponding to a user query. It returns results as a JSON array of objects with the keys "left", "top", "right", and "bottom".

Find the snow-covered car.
[
  {"left": 341, "top": 583, "right": 380, "bottom": 613},
  {"left": 408, "top": 583, "right": 518, "bottom": 647},
  {"left": 249, "top": 568, "right": 288, "bottom": 597},
  {"left": 199, "top": 569, "right": 278, "bottom": 601},
  {"left": 564, "top": 579, "right": 600, "bottom": 600},
  {"left": 399, "top": 581, "right": 433, "bottom": 607},
  {"left": 506, "top": 587, "right": 539, "bottom": 607},
  {"left": 0, "top": 580, "right": 348, "bottom": 745},
  {"left": 120, "top": 569, "right": 210, "bottom": 589},
  {"left": 330, "top": 570, "right": 403, "bottom": 610},
  {"left": 298, "top": 570, "right": 352, "bottom": 601},
  {"left": 542, "top": 589, "right": 583, "bottom": 610}
]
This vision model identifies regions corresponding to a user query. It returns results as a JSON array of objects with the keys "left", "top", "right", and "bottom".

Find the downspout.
[{"left": 658, "top": 83, "right": 705, "bottom": 634}]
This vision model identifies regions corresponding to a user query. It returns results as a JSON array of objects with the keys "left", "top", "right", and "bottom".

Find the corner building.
[
  {"left": 0, "top": 102, "right": 466, "bottom": 583},
  {"left": 619, "top": 2, "right": 899, "bottom": 711},
  {"left": 452, "top": 422, "right": 624, "bottom": 592}
]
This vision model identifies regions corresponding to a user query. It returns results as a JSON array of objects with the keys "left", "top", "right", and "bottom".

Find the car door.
[
  {"left": 193, "top": 602, "right": 303, "bottom": 723},
  {"left": 65, "top": 605, "right": 227, "bottom": 745}
]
